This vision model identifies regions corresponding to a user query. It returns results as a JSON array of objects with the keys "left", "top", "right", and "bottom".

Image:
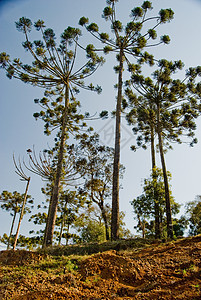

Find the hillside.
[{"left": 1, "top": 236, "right": 201, "bottom": 299}]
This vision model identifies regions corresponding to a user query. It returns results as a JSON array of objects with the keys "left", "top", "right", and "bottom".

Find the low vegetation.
[{"left": 1, "top": 235, "right": 201, "bottom": 299}]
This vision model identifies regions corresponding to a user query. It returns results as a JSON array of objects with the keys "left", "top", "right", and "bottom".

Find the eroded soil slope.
[{"left": 1, "top": 236, "right": 201, "bottom": 299}]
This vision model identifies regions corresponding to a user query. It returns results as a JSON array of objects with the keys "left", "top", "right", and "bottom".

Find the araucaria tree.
[
  {"left": 24, "top": 146, "right": 82, "bottom": 246},
  {"left": 0, "top": 190, "right": 33, "bottom": 249},
  {"left": 185, "top": 196, "right": 201, "bottom": 236},
  {"left": 126, "top": 59, "right": 201, "bottom": 238},
  {"left": 131, "top": 168, "right": 180, "bottom": 238},
  {"left": 79, "top": 0, "right": 174, "bottom": 239},
  {"left": 75, "top": 133, "right": 124, "bottom": 240},
  {"left": 0, "top": 18, "right": 103, "bottom": 246}
]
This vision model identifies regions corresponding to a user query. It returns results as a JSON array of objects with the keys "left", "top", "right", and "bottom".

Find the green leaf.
[
  {"left": 100, "top": 32, "right": 109, "bottom": 41},
  {"left": 103, "top": 46, "right": 113, "bottom": 54},
  {"left": 22, "top": 41, "right": 33, "bottom": 51},
  {"left": 148, "top": 29, "right": 157, "bottom": 39},
  {"left": 142, "top": 1, "right": 152, "bottom": 10},
  {"left": 103, "top": 6, "right": 113, "bottom": 18},
  {"left": 113, "top": 65, "right": 120, "bottom": 73},
  {"left": 86, "top": 44, "right": 95, "bottom": 53},
  {"left": 112, "top": 20, "right": 123, "bottom": 32},
  {"left": 33, "top": 112, "right": 40, "bottom": 119},
  {"left": 15, "top": 17, "right": 32, "bottom": 33},
  {"left": 6, "top": 66, "right": 14, "bottom": 79},
  {"left": 0, "top": 52, "right": 10, "bottom": 68},
  {"left": 34, "top": 19, "right": 45, "bottom": 31},
  {"left": 79, "top": 16, "right": 89, "bottom": 26},
  {"left": 131, "top": 7, "right": 143, "bottom": 18},
  {"left": 44, "top": 28, "right": 56, "bottom": 48},
  {"left": 137, "top": 36, "right": 147, "bottom": 49},
  {"left": 87, "top": 23, "right": 99, "bottom": 32},
  {"left": 125, "top": 22, "right": 142, "bottom": 34},
  {"left": 100, "top": 110, "right": 108, "bottom": 119},
  {"left": 161, "top": 35, "right": 170, "bottom": 44},
  {"left": 159, "top": 9, "right": 174, "bottom": 23},
  {"left": 61, "top": 27, "right": 81, "bottom": 43},
  {"left": 130, "top": 145, "right": 137, "bottom": 151}
]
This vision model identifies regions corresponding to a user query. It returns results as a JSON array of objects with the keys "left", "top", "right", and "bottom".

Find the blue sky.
[{"left": 1, "top": 0, "right": 201, "bottom": 249}]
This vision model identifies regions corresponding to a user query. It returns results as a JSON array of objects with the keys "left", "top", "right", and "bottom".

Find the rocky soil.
[{"left": 1, "top": 235, "right": 201, "bottom": 299}]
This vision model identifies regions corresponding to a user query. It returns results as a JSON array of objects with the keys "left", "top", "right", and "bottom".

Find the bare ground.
[{"left": 1, "top": 235, "right": 201, "bottom": 299}]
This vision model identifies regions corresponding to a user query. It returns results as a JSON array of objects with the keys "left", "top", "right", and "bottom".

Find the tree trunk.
[
  {"left": 157, "top": 104, "right": 173, "bottom": 239},
  {"left": 142, "top": 221, "right": 146, "bottom": 239},
  {"left": 13, "top": 177, "right": 30, "bottom": 250},
  {"left": 151, "top": 126, "right": 160, "bottom": 239},
  {"left": 44, "top": 84, "right": 69, "bottom": 247},
  {"left": 58, "top": 213, "right": 65, "bottom": 246},
  {"left": 7, "top": 209, "right": 17, "bottom": 250},
  {"left": 42, "top": 191, "right": 53, "bottom": 248},
  {"left": 100, "top": 202, "right": 110, "bottom": 241},
  {"left": 66, "top": 224, "right": 70, "bottom": 245},
  {"left": 137, "top": 213, "right": 146, "bottom": 238},
  {"left": 58, "top": 195, "right": 68, "bottom": 245},
  {"left": 111, "top": 47, "right": 123, "bottom": 241}
]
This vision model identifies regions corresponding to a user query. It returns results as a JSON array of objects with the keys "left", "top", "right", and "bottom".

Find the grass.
[
  {"left": 0, "top": 254, "right": 81, "bottom": 298},
  {"left": 0, "top": 237, "right": 158, "bottom": 298},
  {"left": 38, "top": 237, "right": 156, "bottom": 256},
  {"left": 0, "top": 255, "right": 79, "bottom": 287},
  {"left": 1, "top": 235, "right": 201, "bottom": 299}
]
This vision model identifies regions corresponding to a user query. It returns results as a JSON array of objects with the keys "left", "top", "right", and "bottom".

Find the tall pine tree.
[
  {"left": 79, "top": 0, "right": 174, "bottom": 239},
  {"left": 0, "top": 18, "right": 103, "bottom": 246},
  {"left": 126, "top": 59, "right": 201, "bottom": 238}
]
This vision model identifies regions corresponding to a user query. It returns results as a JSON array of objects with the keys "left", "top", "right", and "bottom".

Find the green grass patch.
[{"left": 39, "top": 237, "right": 155, "bottom": 256}]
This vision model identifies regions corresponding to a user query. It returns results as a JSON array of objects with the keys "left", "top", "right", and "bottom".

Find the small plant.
[
  {"left": 93, "top": 275, "right": 101, "bottom": 283},
  {"left": 182, "top": 269, "right": 187, "bottom": 276},
  {"left": 65, "top": 260, "right": 78, "bottom": 273},
  {"left": 192, "top": 284, "right": 201, "bottom": 297},
  {"left": 192, "top": 284, "right": 200, "bottom": 289},
  {"left": 33, "top": 255, "right": 78, "bottom": 275},
  {"left": 84, "top": 278, "right": 92, "bottom": 286}
]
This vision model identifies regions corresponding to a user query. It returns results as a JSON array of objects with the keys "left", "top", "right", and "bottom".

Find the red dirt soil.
[{"left": 1, "top": 235, "right": 201, "bottom": 299}]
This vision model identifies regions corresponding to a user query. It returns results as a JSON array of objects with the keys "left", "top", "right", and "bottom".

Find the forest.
[{"left": 1, "top": 0, "right": 201, "bottom": 251}]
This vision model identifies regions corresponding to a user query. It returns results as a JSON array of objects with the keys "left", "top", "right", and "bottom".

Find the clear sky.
[{"left": 1, "top": 0, "right": 201, "bottom": 249}]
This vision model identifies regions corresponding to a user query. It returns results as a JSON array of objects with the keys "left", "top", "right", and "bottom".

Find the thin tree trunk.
[
  {"left": 44, "top": 84, "right": 69, "bottom": 247},
  {"left": 42, "top": 192, "right": 53, "bottom": 248},
  {"left": 42, "top": 187, "right": 58, "bottom": 247},
  {"left": 7, "top": 209, "right": 17, "bottom": 250},
  {"left": 13, "top": 177, "right": 30, "bottom": 250},
  {"left": 100, "top": 202, "right": 110, "bottom": 241},
  {"left": 58, "top": 214, "right": 65, "bottom": 246},
  {"left": 157, "top": 104, "right": 173, "bottom": 239},
  {"left": 66, "top": 224, "right": 70, "bottom": 245},
  {"left": 58, "top": 195, "right": 68, "bottom": 245},
  {"left": 158, "top": 131, "right": 173, "bottom": 239},
  {"left": 142, "top": 222, "right": 146, "bottom": 239},
  {"left": 137, "top": 213, "right": 146, "bottom": 238},
  {"left": 151, "top": 126, "right": 160, "bottom": 239},
  {"left": 111, "top": 47, "right": 123, "bottom": 241},
  {"left": 159, "top": 209, "right": 163, "bottom": 237}
]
